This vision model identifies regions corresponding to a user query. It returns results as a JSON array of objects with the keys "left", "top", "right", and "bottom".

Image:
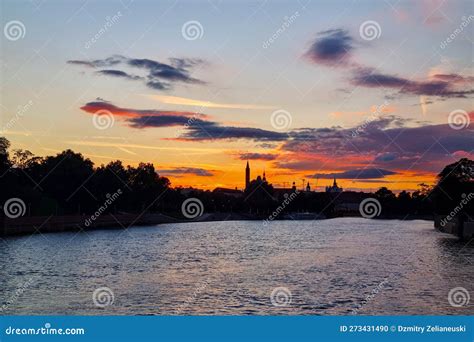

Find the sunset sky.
[{"left": 1, "top": 0, "right": 473, "bottom": 191}]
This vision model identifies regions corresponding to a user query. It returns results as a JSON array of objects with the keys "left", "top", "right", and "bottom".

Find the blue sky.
[{"left": 1, "top": 0, "right": 473, "bottom": 190}]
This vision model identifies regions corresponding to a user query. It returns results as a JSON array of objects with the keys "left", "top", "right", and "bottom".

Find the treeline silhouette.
[{"left": 0, "top": 137, "right": 472, "bottom": 219}]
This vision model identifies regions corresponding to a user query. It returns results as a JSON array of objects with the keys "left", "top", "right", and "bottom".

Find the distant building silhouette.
[
  {"left": 213, "top": 187, "right": 242, "bottom": 197},
  {"left": 179, "top": 187, "right": 204, "bottom": 196},
  {"left": 245, "top": 161, "right": 269, "bottom": 189},
  {"left": 326, "top": 178, "right": 343, "bottom": 193},
  {"left": 242, "top": 162, "right": 342, "bottom": 195}
]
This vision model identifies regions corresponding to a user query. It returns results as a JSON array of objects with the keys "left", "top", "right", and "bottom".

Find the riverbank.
[
  {"left": 0, "top": 212, "right": 264, "bottom": 237},
  {"left": 434, "top": 214, "right": 474, "bottom": 241},
  {"left": 0, "top": 212, "right": 436, "bottom": 237}
]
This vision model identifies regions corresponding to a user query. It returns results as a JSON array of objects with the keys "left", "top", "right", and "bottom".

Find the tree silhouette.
[
  {"left": 433, "top": 158, "right": 474, "bottom": 216},
  {"left": 0, "top": 136, "right": 471, "bottom": 220},
  {"left": 0, "top": 137, "right": 11, "bottom": 173}
]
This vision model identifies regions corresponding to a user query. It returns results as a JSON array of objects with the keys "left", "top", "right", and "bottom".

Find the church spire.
[{"left": 245, "top": 161, "right": 250, "bottom": 190}]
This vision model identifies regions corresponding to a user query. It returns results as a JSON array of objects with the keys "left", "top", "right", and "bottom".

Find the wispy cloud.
[
  {"left": 145, "top": 94, "right": 276, "bottom": 110},
  {"left": 159, "top": 167, "right": 215, "bottom": 177},
  {"left": 64, "top": 140, "right": 221, "bottom": 153},
  {"left": 117, "top": 146, "right": 138, "bottom": 155},
  {"left": 330, "top": 104, "right": 396, "bottom": 118}
]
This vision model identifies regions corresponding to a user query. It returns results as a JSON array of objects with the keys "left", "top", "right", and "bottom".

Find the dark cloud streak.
[
  {"left": 352, "top": 69, "right": 474, "bottom": 98},
  {"left": 180, "top": 122, "right": 289, "bottom": 142},
  {"left": 309, "top": 168, "right": 398, "bottom": 179},
  {"left": 96, "top": 69, "right": 142, "bottom": 80},
  {"left": 68, "top": 55, "right": 206, "bottom": 91},
  {"left": 239, "top": 153, "right": 278, "bottom": 161},
  {"left": 305, "top": 29, "right": 474, "bottom": 99}
]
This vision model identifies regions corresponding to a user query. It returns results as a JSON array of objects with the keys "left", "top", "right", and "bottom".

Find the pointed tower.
[
  {"left": 245, "top": 161, "right": 250, "bottom": 189},
  {"left": 262, "top": 168, "right": 266, "bottom": 182}
]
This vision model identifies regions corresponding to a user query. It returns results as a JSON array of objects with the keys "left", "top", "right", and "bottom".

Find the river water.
[{"left": 1, "top": 218, "right": 473, "bottom": 315}]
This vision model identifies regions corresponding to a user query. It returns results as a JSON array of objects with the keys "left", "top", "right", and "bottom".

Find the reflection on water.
[{"left": 0, "top": 218, "right": 473, "bottom": 315}]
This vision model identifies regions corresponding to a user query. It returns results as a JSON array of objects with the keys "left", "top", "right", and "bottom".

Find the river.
[{"left": 1, "top": 218, "right": 473, "bottom": 315}]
